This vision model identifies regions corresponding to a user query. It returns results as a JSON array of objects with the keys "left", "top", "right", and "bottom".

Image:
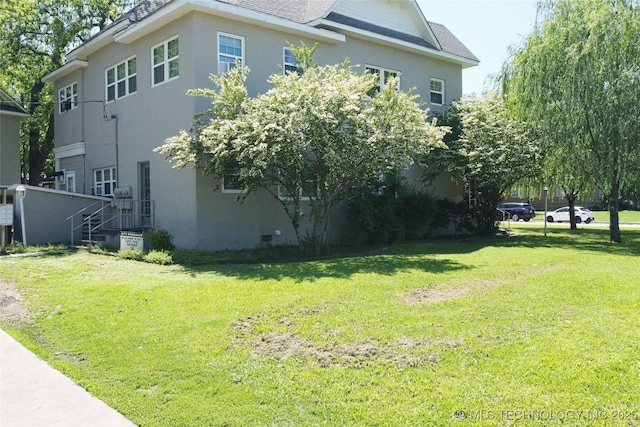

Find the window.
[
  {"left": 366, "top": 66, "right": 400, "bottom": 95},
  {"left": 283, "top": 47, "right": 297, "bottom": 74},
  {"left": 430, "top": 78, "right": 444, "bottom": 105},
  {"left": 278, "top": 169, "right": 318, "bottom": 200},
  {"left": 66, "top": 171, "right": 76, "bottom": 193},
  {"left": 152, "top": 36, "right": 179, "bottom": 86},
  {"left": 222, "top": 173, "right": 244, "bottom": 193},
  {"left": 106, "top": 57, "right": 137, "bottom": 102},
  {"left": 94, "top": 167, "right": 117, "bottom": 196},
  {"left": 59, "top": 82, "right": 78, "bottom": 113},
  {"left": 218, "top": 33, "right": 244, "bottom": 75}
]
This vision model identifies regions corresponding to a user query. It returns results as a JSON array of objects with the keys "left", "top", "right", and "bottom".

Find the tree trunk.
[
  {"left": 566, "top": 193, "right": 578, "bottom": 230},
  {"left": 27, "top": 111, "right": 54, "bottom": 185},
  {"left": 609, "top": 180, "right": 622, "bottom": 243}
]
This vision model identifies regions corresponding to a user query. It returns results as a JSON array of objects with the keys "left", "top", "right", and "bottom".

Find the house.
[
  {"left": 0, "top": 88, "right": 29, "bottom": 186},
  {"left": 42, "top": 0, "right": 478, "bottom": 250},
  {"left": 0, "top": 88, "right": 29, "bottom": 248}
]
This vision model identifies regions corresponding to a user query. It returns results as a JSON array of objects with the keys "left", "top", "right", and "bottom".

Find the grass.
[
  {"left": 591, "top": 209, "right": 640, "bottom": 223},
  {"left": 1, "top": 227, "right": 640, "bottom": 426}
]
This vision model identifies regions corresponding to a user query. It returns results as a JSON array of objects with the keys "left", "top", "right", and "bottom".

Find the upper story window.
[
  {"left": 106, "top": 57, "right": 137, "bottom": 102},
  {"left": 283, "top": 47, "right": 297, "bottom": 74},
  {"left": 94, "top": 167, "right": 117, "bottom": 196},
  {"left": 430, "top": 78, "right": 445, "bottom": 106},
  {"left": 152, "top": 36, "right": 179, "bottom": 86},
  {"left": 218, "top": 33, "right": 244, "bottom": 75},
  {"left": 59, "top": 82, "right": 78, "bottom": 113},
  {"left": 366, "top": 66, "right": 400, "bottom": 95}
]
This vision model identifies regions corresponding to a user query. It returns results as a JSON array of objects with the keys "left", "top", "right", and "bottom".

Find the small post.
[
  {"left": 1, "top": 187, "right": 6, "bottom": 254},
  {"left": 16, "top": 185, "right": 27, "bottom": 247}
]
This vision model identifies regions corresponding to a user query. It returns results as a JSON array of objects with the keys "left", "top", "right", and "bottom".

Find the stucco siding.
[
  {"left": 44, "top": 2, "right": 474, "bottom": 250},
  {"left": 0, "top": 114, "right": 22, "bottom": 185}
]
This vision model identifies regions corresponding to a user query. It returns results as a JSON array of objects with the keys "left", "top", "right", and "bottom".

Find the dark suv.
[{"left": 498, "top": 202, "right": 536, "bottom": 222}]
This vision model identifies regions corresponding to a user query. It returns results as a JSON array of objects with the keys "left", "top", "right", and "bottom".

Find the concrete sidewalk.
[{"left": 0, "top": 329, "right": 136, "bottom": 427}]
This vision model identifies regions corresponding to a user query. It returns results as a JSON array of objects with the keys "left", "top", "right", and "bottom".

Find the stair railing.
[{"left": 66, "top": 201, "right": 111, "bottom": 245}]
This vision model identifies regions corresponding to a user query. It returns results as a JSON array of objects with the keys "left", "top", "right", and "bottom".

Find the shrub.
[
  {"left": 147, "top": 229, "right": 175, "bottom": 252},
  {"left": 117, "top": 249, "right": 145, "bottom": 261},
  {"left": 144, "top": 250, "right": 173, "bottom": 265},
  {"left": 5, "top": 242, "right": 25, "bottom": 254},
  {"left": 345, "top": 174, "right": 439, "bottom": 246}
]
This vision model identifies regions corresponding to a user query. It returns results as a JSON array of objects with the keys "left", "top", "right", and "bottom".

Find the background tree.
[
  {"left": 502, "top": 0, "right": 640, "bottom": 242},
  {"left": 423, "top": 93, "right": 540, "bottom": 235},
  {"left": 540, "top": 142, "right": 597, "bottom": 229},
  {"left": 157, "top": 49, "right": 446, "bottom": 251},
  {"left": 0, "top": 0, "right": 135, "bottom": 184}
]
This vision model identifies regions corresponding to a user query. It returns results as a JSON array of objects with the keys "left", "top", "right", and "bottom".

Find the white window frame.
[
  {"left": 430, "top": 78, "right": 445, "bottom": 106},
  {"left": 366, "top": 65, "right": 400, "bottom": 93},
  {"left": 283, "top": 46, "right": 297, "bottom": 74},
  {"left": 94, "top": 167, "right": 117, "bottom": 197},
  {"left": 218, "top": 32, "right": 244, "bottom": 75},
  {"left": 222, "top": 173, "right": 246, "bottom": 193},
  {"left": 152, "top": 36, "right": 179, "bottom": 86},
  {"left": 66, "top": 171, "right": 76, "bottom": 193},
  {"left": 59, "top": 82, "right": 78, "bottom": 113},
  {"left": 277, "top": 170, "right": 318, "bottom": 201},
  {"left": 106, "top": 56, "right": 137, "bottom": 102}
]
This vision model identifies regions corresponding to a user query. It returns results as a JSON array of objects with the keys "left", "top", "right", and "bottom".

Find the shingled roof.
[
  {"left": 95, "top": 0, "right": 477, "bottom": 64},
  {"left": 0, "top": 88, "right": 29, "bottom": 116},
  {"left": 216, "top": 0, "right": 337, "bottom": 23},
  {"left": 427, "top": 21, "right": 479, "bottom": 62}
]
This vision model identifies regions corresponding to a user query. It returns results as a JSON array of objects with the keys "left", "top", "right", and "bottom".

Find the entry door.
[{"left": 139, "top": 162, "right": 151, "bottom": 227}]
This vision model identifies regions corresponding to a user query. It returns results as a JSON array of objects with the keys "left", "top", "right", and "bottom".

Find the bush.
[
  {"left": 117, "top": 249, "right": 145, "bottom": 261},
  {"left": 147, "top": 229, "right": 175, "bottom": 252},
  {"left": 5, "top": 242, "right": 25, "bottom": 254},
  {"left": 144, "top": 250, "right": 173, "bottom": 265},
  {"left": 345, "top": 175, "right": 439, "bottom": 246}
]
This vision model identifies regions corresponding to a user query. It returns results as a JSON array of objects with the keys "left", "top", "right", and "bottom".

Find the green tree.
[
  {"left": 502, "top": 0, "right": 640, "bottom": 242},
  {"left": 157, "top": 48, "right": 446, "bottom": 251},
  {"left": 423, "top": 93, "right": 540, "bottom": 235},
  {"left": 0, "top": 0, "right": 134, "bottom": 184}
]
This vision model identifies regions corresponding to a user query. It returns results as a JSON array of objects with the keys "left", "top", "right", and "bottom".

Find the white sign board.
[
  {"left": 0, "top": 205, "right": 13, "bottom": 226},
  {"left": 120, "top": 232, "right": 144, "bottom": 251}
]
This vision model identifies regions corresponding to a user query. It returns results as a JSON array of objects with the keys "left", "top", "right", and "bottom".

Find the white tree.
[{"left": 157, "top": 48, "right": 446, "bottom": 251}]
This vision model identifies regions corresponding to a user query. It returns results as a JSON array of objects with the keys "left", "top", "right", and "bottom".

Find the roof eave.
[
  {"left": 0, "top": 88, "right": 30, "bottom": 116},
  {"left": 114, "top": 0, "right": 345, "bottom": 45},
  {"left": 312, "top": 19, "right": 479, "bottom": 69},
  {"left": 42, "top": 59, "right": 89, "bottom": 83}
]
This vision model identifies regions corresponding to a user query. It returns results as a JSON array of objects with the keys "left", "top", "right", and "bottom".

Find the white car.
[{"left": 546, "top": 206, "right": 595, "bottom": 224}]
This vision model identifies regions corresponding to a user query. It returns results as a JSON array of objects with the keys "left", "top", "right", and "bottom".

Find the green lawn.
[
  {"left": 591, "top": 210, "right": 640, "bottom": 223},
  {"left": 1, "top": 228, "right": 640, "bottom": 426}
]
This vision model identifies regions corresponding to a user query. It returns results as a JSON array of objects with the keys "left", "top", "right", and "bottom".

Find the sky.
[{"left": 416, "top": 0, "right": 539, "bottom": 96}]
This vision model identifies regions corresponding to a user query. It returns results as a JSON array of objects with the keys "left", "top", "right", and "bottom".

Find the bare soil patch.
[
  {"left": 399, "top": 276, "right": 517, "bottom": 305},
  {"left": 232, "top": 308, "right": 445, "bottom": 369},
  {"left": 0, "top": 282, "right": 32, "bottom": 328}
]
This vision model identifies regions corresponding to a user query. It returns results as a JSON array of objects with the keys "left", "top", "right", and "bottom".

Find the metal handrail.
[
  {"left": 67, "top": 199, "right": 155, "bottom": 245},
  {"left": 67, "top": 201, "right": 111, "bottom": 245}
]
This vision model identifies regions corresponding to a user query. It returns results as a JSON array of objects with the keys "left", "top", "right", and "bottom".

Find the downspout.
[{"left": 113, "top": 114, "right": 119, "bottom": 187}]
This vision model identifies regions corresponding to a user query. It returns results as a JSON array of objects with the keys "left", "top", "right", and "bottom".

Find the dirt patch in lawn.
[
  {"left": 232, "top": 308, "right": 446, "bottom": 369},
  {"left": 0, "top": 282, "right": 32, "bottom": 328},
  {"left": 400, "top": 277, "right": 514, "bottom": 305}
]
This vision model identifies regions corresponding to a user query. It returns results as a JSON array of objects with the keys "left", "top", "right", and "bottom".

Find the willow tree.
[
  {"left": 157, "top": 49, "right": 446, "bottom": 251},
  {"left": 503, "top": 0, "right": 640, "bottom": 242}
]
